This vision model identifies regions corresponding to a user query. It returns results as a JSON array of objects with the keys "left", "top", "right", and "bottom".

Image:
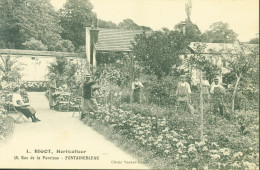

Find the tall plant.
[
  {"left": 0, "top": 55, "right": 22, "bottom": 83},
  {"left": 47, "top": 56, "right": 77, "bottom": 88}
]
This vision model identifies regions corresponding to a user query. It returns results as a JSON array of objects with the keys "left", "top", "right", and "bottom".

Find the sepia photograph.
[{"left": 0, "top": 0, "right": 259, "bottom": 169}]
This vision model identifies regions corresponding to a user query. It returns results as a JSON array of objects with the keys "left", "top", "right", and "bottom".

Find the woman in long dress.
[{"left": 12, "top": 87, "right": 41, "bottom": 122}]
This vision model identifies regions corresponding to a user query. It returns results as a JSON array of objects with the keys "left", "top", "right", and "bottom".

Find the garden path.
[{"left": 0, "top": 92, "right": 149, "bottom": 169}]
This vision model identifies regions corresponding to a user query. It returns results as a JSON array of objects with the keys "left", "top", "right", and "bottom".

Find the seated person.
[{"left": 12, "top": 87, "right": 40, "bottom": 123}]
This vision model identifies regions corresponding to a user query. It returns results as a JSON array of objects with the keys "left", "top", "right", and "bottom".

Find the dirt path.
[{"left": 0, "top": 92, "right": 149, "bottom": 169}]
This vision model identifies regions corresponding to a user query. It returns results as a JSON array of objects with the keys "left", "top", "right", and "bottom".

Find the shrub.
[
  {"left": 146, "top": 75, "right": 178, "bottom": 106},
  {"left": 54, "top": 40, "right": 75, "bottom": 52},
  {"left": 22, "top": 38, "right": 48, "bottom": 51}
]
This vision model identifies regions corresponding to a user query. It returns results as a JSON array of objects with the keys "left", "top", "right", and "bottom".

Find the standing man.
[
  {"left": 132, "top": 77, "right": 144, "bottom": 103},
  {"left": 81, "top": 74, "right": 99, "bottom": 120},
  {"left": 48, "top": 76, "right": 56, "bottom": 109},
  {"left": 176, "top": 75, "right": 192, "bottom": 113},
  {"left": 210, "top": 78, "right": 226, "bottom": 116}
]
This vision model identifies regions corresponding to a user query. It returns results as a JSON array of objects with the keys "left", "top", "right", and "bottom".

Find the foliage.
[
  {"left": 118, "top": 19, "right": 152, "bottom": 31},
  {"left": 47, "top": 56, "right": 77, "bottom": 88},
  {"left": 203, "top": 22, "right": 238, "bottom": 43},
  {"left": 96, "top": 53, "right": 143, "bottom": 87},
  {"left": 132, "top": 31, "right": 186, "bottom": 79},
  {"left": 248, "top": 37, "right": 259, "bottom": 44},
  {"left": 54, "top": 40, "right": 75, "bottom": 52},
  {"left": 0, "top": 91, "right": 15, "bottom": 142},
  {"left": 22, "top": 38, "right": 48, "bottom": 51},
  {"left": 0, "top": 0, "right": 62, "bottom": 49},
  {"left": 82, "top": 104, "right": 259, "bottom": 169},
  {"left": 185, "top": 43, "right": 222, "bottom": 83},
  {"left": 0, "top": 55, "right": 23, "bottom": 82},
  {"left": 98, "top": 19, "right": 117, "bottom": 29},
  {"left": 174, "top": 20, "right": 202, "bottom": 43},
  {"left": 96, "top": 51, "right": 125, "bottom": 65},
  {"left": 59, "top": 0, "right": 95, "bottom": 50},
  {"left": 222, "top": 42, "right": 259, "bottom": 111},
  {"left": 145, "top": 74, "right": 178, "bottom": 106}
]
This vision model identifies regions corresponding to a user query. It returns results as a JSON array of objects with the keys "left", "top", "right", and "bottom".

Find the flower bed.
[
  {"left": 20, "top": 81, "right": 48, "bottom": 92},
  {"left": 0, "top": 114, "right": 15, "bottom": 142},
  {"left": 82, "top": 105, "right": 259, "bottom": 169}
]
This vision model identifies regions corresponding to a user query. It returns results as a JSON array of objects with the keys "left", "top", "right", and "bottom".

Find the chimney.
[
  {"left": 180, "top": 21, "right": 186, "bottom": 35},
  {"left": 86, "top": 27, "right": 99, "bottom": 68}
]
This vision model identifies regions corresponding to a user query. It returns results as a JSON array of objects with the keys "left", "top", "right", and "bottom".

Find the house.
[
  {"left": 88, "top": 27, "right": 258, "bottom": 85},
  {"left": 0, "top": 49, "right": 86, "bottom": 82},
  {"left": 186, "top": 42, "right": 258, "bottom": 85},
  {"left": 86, "top": 27, "right": 144, "bottom": 67}
]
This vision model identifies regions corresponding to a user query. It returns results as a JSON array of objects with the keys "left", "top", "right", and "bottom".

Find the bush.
[
  {"left": 54, "top": 40, "right": 75, "bottom": 52},
  {"left": 22, "top": 38, "right": 48, "bottom": 51},
  {"left": 146, "top": 75, "right": 178, "bottom": 106}
]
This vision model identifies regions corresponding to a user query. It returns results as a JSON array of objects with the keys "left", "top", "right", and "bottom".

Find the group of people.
[
  {"left": 9, "top": 72, "right": 226, "bottom": 123},
  {"left": 176, "top": 75, "right": 226, "bottom": 115}
]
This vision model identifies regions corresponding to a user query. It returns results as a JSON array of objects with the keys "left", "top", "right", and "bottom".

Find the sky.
[{"left": 51, "top": 0, "right": 259, "bottom": 42}]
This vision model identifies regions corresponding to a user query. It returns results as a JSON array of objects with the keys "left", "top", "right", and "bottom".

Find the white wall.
[{"left": 0, "top": 55, "right": 86, "bottom": 82}]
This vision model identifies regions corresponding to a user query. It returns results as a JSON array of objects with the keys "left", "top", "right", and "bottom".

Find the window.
[{"left": 31, "top": 57, "right": 35, "bottom": 60}]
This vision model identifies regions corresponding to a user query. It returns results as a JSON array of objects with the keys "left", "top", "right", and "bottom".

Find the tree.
[
  {"left": 118, "top": 19, "right": 139, "bottom": 30},
  {"left": 118, "top": 19, "right": 152, "bottom": 31},
  {"left": 54, "top": 40, "right": 75, "bottom": 52},
  {"left": 203, "top": 22, "right": 238, "bottom": 43},
  {"left": 47, "top": 56, "right": 77, "bottom": 88},
  {"left": 0, "top": 0, "right": 62, "bottom": 49},
  {"left": 59, "top": 0, "right": 95, "bottom": 50},
  {"left": 185, "top": 43, "right": 222, "bottom": 83},
  {"left": 132, "top": 31, "right": 186, "bottom": 79},
  {"left": 222, "top": 42, "right": 259, "bottom": 112},
  {"left": 248, "top": 37, "right": 259, "bottom": 44},
  {"left": 22, "top": 38, "right": 48, "bottom": 51},
  {"left": 174, "top": 20, "right": 202, "bottom": 43},
  {"left": 98, "top": 19, "right": 117, "bottom": 29},
  {"left": 0, "top": 55, "right": 23, "bottom": 82}
]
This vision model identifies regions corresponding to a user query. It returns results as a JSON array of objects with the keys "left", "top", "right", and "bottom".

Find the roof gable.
[{"left": 95, "top": 29, "right": 144, "bottom": 52}]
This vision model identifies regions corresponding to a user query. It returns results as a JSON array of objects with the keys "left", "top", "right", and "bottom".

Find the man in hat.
[
  {"left": 81, "top": 74, "right": 99, "bottom": 119},
  {"left": 12, "top": 87, "right": 41, "bottom": 122},
  {"left": 176, "top": 75, "right": 192, "bottom": 113},
  {"left": 210, "top": 78, "right": 226, "bottom": 116}
]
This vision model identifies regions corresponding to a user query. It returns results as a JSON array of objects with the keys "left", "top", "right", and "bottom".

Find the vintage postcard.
[{"left": 0, "top": 0, "right": 258, "bottom": 169}]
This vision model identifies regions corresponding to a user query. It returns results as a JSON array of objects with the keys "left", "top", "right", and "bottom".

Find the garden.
[{"left": 79, "top": 39, "right": 259, "bottom": 169}]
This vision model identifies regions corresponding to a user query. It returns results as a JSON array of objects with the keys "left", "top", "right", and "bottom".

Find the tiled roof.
[
  {"left": 0, "top": 49, "right": 78, "bottom": 57},
  {"left": 95, "top": 29, "right": 144, "bottom": 52}
]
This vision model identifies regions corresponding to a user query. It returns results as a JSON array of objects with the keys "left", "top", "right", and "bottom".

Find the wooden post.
[{"left": 200, "top": 71, "right": 204, "bottom": 142}]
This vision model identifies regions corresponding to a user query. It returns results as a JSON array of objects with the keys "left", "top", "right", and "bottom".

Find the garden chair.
[
  {"left": 71, "top": 97, "right": 83, "bottom": 117},
  {"left": 8, "top": 93, "right": 29, "bottom": 123},
  {"left": 13, "top": 106, "right": 28, "bottom": 123},
  {"left": 56, "top": 92, "right": 71, "bottom": 111}
]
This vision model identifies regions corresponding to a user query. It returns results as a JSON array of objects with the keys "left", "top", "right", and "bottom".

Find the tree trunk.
[{"left": 232, "top": 75, "right": 241, "bottom": 112}]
